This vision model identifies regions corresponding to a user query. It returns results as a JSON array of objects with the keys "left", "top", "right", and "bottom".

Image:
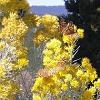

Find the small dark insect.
[{"left": 18, "top": 9, "right": 26, "bottom": 17}]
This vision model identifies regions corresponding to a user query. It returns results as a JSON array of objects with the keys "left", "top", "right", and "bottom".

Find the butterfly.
[
  {"left": 37, "top": 58, "right": 66, "bottom": 77},
  {"left": 59, "top": 18, "right": 75, "bottom": 35},
  {"left": 37, "top": 67, "right": 56, "bottom": 77}
]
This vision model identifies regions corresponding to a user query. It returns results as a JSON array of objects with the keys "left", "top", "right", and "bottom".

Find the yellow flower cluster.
[
  {"left": 36, "top": 15, "right": 59, "bottom": 32},
  {"left": 94, "top": 78, "right": 100, "bottom": 87},
  {"left": 1, "top": 12, "right": 28, "bottom": 40},
  {"left": 0, "top": 0, "right": 10, "bottom": 5},
  {"left": 43, "top": 38, "right": 70, "bottom": 68},
  {"left": 0, "top": 81, "right": 19, "bottom": 100},
  {"left": 0, "top": 66, "right": 6, "bottom": 79},
  {"left": 33, "top": 93, "right": 41, "bottom": 100},
  {"left": 0, "top": 12, "right": 29, "bottom": 78},
  {"left": 33, "top": 14, "right": 60, "bottom": 46}
]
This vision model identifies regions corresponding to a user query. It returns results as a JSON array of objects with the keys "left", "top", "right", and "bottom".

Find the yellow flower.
[
  {"left": 76, "top": 69, "right": 83, "bottom": 77},
  {"left": 89, "top": 72, "right": 97, "bottom": 82},
  {"left": 43, "top": 49, "right": 53, "bottom": 56},
  {"left": 63, "top": 34, "right": 76, "bottom": 44},
  {"left": 0, "top": 66, "right": 6, "bottom": 78},
  {"left": 17, "top": 58, "right": 28, "bottom": 67},
  {"left": 77, "top": 28, "right": 84, "bottom": 38},
  {"left": 51, "top": 88, "right": 61, "bottom": 94},
  {"left": 52, "top": 75, "right": 58, "bottom": 81},
  {"left": 64, "top": 74, "right": 72, "bottom": 82},
  {"left": 46, "top": 38, "right": 61, "bottom": 49},
  {"left": 36, "top": 14, "right": 59, "bottom": 30},
  {"left": 70, "top": 79, "right": 79, "bottom": 88},
  {"left": 63, "top": 35, "right": 70, "bottom": 44},
  {"left": 43, "top": 56, "right": 52, "bottom": 66},
  {"left": 32, "top": 77, "right": 43, "bottom": 91},
  {"left": 33, "top": 94, "right": 41, "bottom": 100},
  {"left": 88, "top": 87, "right": 96, "bottom": 94},
  {"left": 94, "top": 78, "right": 100, "bottom": 87},
  {"left": 61, "top": 83, "right": 68, "bottom": 91},
  {"left": 82, "top": 57, "right": 90, "bottom": 67},
  {"left": 0, "top": 81, "right": 19, "bottom": 100}
]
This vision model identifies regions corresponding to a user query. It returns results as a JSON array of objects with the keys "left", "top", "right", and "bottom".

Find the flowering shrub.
[
  {"left": 0, "top": 0, "right": 37, "bottom": 99},
  {"left": 0, "top": 12, "right": 29, "bottom": 99},
  {"left": 32, "top": 22, "right": 100, "bottom": 100},
  {"left": 0, "top": 0, "right": 99, "bottom": 100}
]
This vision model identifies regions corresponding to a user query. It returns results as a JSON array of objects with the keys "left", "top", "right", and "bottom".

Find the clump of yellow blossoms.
[
  {"left": 32, "top": 21, "right": 100, "bottom": 100},
  {"left": 43, "top": 38, "right": 70, "bottom": 68},
  {"left": 0, "top": 12, "right": 29, "bottom": 72},
  {"left": 1, "top": 12, "right": 28, "bottom": 40},
  {"left": 0, "top": 80, "right": 19, "bottom": 100},
  {"left": 36, "top": 15, "right": 59, "bottom": 33},
  {"left": 33, "top": 14, "right": 60, "bottom": 46}
]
